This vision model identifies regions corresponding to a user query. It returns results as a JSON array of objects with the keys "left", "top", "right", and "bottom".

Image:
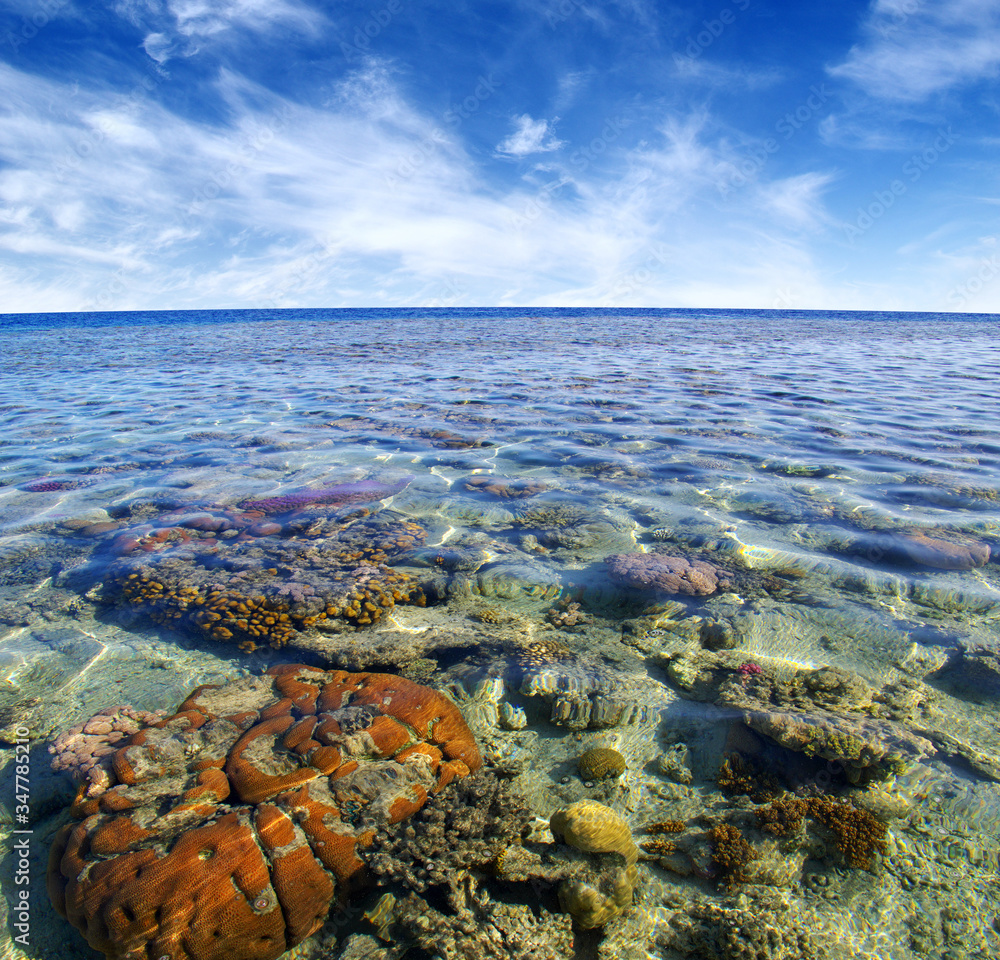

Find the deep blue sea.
[{"left": 1, "top": 308, "right": 999, "bottom": 960}]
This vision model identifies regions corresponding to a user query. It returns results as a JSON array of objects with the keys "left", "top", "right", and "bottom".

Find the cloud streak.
[{"left": 829, "top": 0, "right": 1000, "bottom": 101}]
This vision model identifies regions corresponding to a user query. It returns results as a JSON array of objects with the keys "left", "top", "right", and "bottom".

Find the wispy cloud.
[
  {"left": 495, "top": 114, "right": 565, "bottom": 158},
  {"left": 753, "top": 171, "right": 837, "bottom": 231},
  {"left": 115, "top": 0, "right": 325, "bottom": 62},
  {"left": 829, "top": 0, "right": 1000, "bottom": 101}
]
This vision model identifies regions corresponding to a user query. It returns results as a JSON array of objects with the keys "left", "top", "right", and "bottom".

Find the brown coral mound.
[
  {"left": 47, "top": 665, "right": 481, "bottom": 960},
  {"left": 709, "top": 823, "right": 757, "bottom": 890},
  {"left": 605, "top": 552, "right": 733, "bottom": 596},
  {"left": 578, "top": 746, "right": 626, "bottom": 781},
  {"left": 755, "top": 796, "right": 887, "bottom": 870}
]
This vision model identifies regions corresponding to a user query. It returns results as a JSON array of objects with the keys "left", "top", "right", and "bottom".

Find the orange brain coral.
[{"left": 47, "top": 665, "right": 481, "bottom": 960}]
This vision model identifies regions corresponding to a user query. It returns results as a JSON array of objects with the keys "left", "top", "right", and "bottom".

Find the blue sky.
[{"left": 0, "top": 0, "right": 998, "bottom": 312}]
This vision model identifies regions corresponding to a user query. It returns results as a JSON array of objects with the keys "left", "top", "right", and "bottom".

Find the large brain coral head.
[{"left": 47, "top": 665, "right": 481, "bottom": 960}]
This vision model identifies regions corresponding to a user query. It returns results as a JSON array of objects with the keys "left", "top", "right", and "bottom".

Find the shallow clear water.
[{"left": 1, "top": 309, "right": 999, "bottom": 960}]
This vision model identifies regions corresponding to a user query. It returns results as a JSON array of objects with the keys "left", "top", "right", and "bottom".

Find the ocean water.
[{"left": 1, "top": 308, "right": 999, "bottom": 960}]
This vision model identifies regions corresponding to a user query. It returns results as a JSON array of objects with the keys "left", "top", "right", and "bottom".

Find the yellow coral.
[
  {"left": 549, "top": 800, "right": 637, "bottom": 864},
  {"left": 549, "top": 800, "right": 639, "bottom": 929}
]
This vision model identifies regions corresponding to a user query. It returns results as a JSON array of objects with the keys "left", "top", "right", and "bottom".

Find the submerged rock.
[
  {"left": 898, "top": 533, "right": 990, "bottom": 570},
  {"left": 606, "top": 552, "right": 734, "bottom": 597},
  {"left": 660, "top": 650, "right": 935, "bottom": 782}
]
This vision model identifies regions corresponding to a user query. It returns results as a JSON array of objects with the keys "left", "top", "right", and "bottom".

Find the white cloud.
[
  {"left": 829, "top": 0, "right": 1000, "bottom": 100},
  {"left": 115, "top": 0, "right": 325, "bottom": 63},
  {"left": 754, "top": 172, "right": 837, "bottom": 231},
  {"left": 0, "top": 58, "right": 988, "bottom": 313},
  {"left": 495, "top": 115, "right": 565, "bottom": 158}
]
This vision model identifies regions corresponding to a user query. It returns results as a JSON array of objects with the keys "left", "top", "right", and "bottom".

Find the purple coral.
[
  {"left": 242, "top": 475, "right": 414, "bottom": 514},
  {"left": 21, "top": 477, "right": 97, "bottom": 492},
  {"left": 605, "top": 552, "right": 732, "bottom": 597}
]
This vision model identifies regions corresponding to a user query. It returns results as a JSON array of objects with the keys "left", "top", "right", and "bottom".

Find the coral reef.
[
  {"left": 605, "top": 552, "right": 734, "bottom": 596},
  {"left": 545, "top": 599, "right": 589, "bottom": 629},
  {"left": 365, "top": 771, "right": 533, "bottom": 892},
  {"left": 661, "top": 650, "right": 934, "bottom": 782},
  {"left": 709, "top": 823, "right": 757, "bottom": 890},
  {"left": 47, "top": 665, "right": 481, "bottom": 960},
  {"left": 549, "top": 800, "right": 638, "bottom": 864},
  {"left": 578, "top": 746, "right": 627, "bottom": 781},
  {"left": 21, "top": 476, "right": 99, "bottom": 492},
  {"left": 48, "top": 704, "right": 165, "bottom": 797},
  {"left": 94, "top": 511, "right": 428, "bottom": 650},
  {"left": 659, "top": 895, "right": 822, "bottom": 960},
  {"left": 742, "top": 709, "right": 929, "bottom": 784},
  {"left": 755, "top": 796, "right": 888, "bottom": 870},
  {"left": 548, "top": 799, "right": 639, "bottom": 929},
  {"left": 383, "top": 884, "right": 574, "bottom": 959},
  {"left": 717, "top": 753, "right": 781, "bottom": 803},
  {"left": 462, "top": 476, "right": 548, "bottom": 498},
  {"left": 241, "top": 476, "right": 413, "bottom": 514},
  {"left": 640, "top": 820, "right": 685, "bottom": 858}
]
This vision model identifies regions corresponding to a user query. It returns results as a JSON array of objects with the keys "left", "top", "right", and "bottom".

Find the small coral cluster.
[
  {"left": 709, "top": 823, "right": 757, "bottom": 890},
  {"left": 640, "top": 820, "right": 685, "bottom": 857},
  {"left": 366, "top": 771, "right": 534, "bottom": 892},
  {"left": 605, "top": 552, "right": 734, "bottom": 597},
  {"left": 663, "top": 651, "right": 933, "bottom": 782},
  {"left": 661, "top": 897, "right": 820, "bottom": 960},
  {"left": 100, "top": 513, "right": 428, "bottom": 650},
  {"left": 47, "top": 665, "right": 481, "bottom": 960},
  {"left": 48, "top": 704, "right": 164, "bottom": 797},
  {"left": 717, "top": 753, "right": 781, "bottom": 803},
  {"left": 755, "top": 796, "right": 888, "bottom": 870},
  {"left": 462, "top": 476, "right": 548, "bottom": 498},
  {"left": 546, "top": 600, "right": 589, "bottom": 628}
]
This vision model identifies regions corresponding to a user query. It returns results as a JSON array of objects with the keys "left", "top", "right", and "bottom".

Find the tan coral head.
[{"left": 549, "top": 799, "right": 639, "bottom": 929}]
